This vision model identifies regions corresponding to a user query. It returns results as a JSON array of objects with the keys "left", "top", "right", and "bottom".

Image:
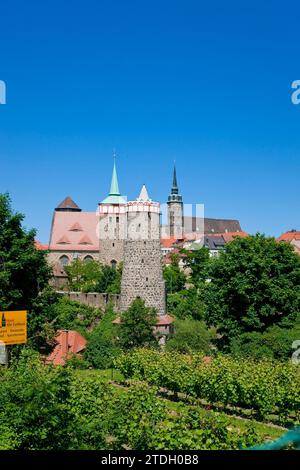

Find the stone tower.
[
  {"left": 167, "top": 164, "right": 184, "bottom": 238},
  {"left": 98, "top": 160, "right": 127, "bottom": 266},
  {"left": 120, "top": 185, "right": 166, "bottom": 316}
]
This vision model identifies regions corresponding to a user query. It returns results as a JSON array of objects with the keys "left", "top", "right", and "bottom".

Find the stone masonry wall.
[
  {"left": 120, "top": 240, "right": 166, "bottom": 316},
  {"left": 57, "top": 291, "right": 121, "bottom": 311}
]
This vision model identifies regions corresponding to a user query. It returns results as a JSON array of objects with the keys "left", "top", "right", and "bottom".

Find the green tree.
[
  {"left": 118, "top": 298, "right": 157, "bottom": 350},
  {"left": 230, "top": 320, "right": 300, "bottom": 361},
  {"left": 0, "top": 193, "right": 51, "bottom": 311},
  {"left": 167, "top": 288, "right": 205, "bottom": 320},
  {"left": 84, "top": 303, "right": 121, "bottom": 368},
  {"left": 163, "top": 253, "right": 186, "bottom": 293},
  {"left": 65, "top": 259, "right": 122, "bottom": 294},
  {"left": 181, "top": 246, "right": 210, "bottom": 285},
  {"left": 0, "top": 349, "right": 73, "bottom": 450},
  {"left": 166, "top": 319, "right": 216, "bottom": 354},
  {"left": 204, "top": 234, "right": 300, "bottom": 344},
  {"left": 65, "top": 259, "right": 103, "bottom": 292}
]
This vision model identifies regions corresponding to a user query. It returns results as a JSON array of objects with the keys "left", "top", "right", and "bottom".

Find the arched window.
[
  {"left": 59, "top": 255, "right": 70, "bottom": 267},
  {"left": 83, "top": 255, "right": 94, "bottom": 263},
  {"left": 111, "top": 259, "right": 117, "bottom": 269}
]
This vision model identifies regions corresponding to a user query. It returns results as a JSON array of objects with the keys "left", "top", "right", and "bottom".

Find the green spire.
[
  {"left": 102, "top": 157, "right": 126, "bottom": 205},
  {"left": 109, "top": 158, "right": 120, "bottom": 196}
]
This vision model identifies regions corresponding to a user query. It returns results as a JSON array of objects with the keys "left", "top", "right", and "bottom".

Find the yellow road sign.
[{"left": 0, "top": 311, "right": 27, "bottom": 345}]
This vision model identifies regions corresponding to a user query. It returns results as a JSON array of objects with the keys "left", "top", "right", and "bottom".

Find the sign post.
[{"left": 0, "top": 311, "right": 27, "bottom": 347}]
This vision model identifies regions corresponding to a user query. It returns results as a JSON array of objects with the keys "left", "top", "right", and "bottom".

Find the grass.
[{"left": 75, "top": 368, "right": 286, "bottom": 442}]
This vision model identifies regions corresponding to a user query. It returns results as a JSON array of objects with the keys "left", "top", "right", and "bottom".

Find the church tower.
[
  {"left": 120, "top": 185, "right": 166, "bottom": 316},
  {"left": 167, "top": 164, "right": 184, "bottom": 238},
  {"left": 98, "top": 159, "right": 127, "bottom": 266}
]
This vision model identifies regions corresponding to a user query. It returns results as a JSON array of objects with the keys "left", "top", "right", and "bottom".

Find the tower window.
[
  {"left": 111, "top": 259, "right": 117, "bottom": 269},
  {"left": 116, "top": 216, "right": 119, "bottom": 223},
  {"left": 146, "top": 277, "right": 148, "bottom": 281},
  {"left": 112, "top": 243, "right": 115, "bottom": 247}
]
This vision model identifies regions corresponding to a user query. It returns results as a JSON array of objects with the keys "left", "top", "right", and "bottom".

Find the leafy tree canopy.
[
  {"left": 65, "top": 259, "right": 122, "bottom": 294},
  {"left": 118, "top": 298, "right": 157, "bottom": 350},
  {"left": 166, "top": 319, "right": 217, "bottom": 354},
  {"left": 181, "top": 246, "right": 210, "bottom": 285},
  {"left": 163, "top": 253, "right": 187, "bottom": 294},
  {"left": 0, "top": 193, "right": 51, "bottom": 311},
  {"left": 204, "top": 234, "right": 300, "bottom": 343}
]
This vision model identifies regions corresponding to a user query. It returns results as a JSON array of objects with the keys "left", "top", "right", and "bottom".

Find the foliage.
[
  {"left": 166, "top": 319, "right": 217, "bottom": 354},
  {"left": 231, "top": 321, "right": 300, "bottom": 361},
  {"left": 84, "top": 303, "right": 121, "bottom": 369},
  {"left": 181, "top": 246, "right": 210, "bottom": 285},
  {"left": 65, "top": 259, "right": 122, "bottom": 294},
  {"left": 0, "top": 351, "right": 286, "bottom": 450},
  {"left": 0, "top": 349, "right": 73, "bottom": 450},
  {"left": 50, "top": 296, "right": 101, "bottom": 335},
  {"left": 167, "top": 288, "right": 205, "bottom": 320},
  {"left": 115, "top": 349, "right": 300, "bottom": 422},
  {"left": 117, "top": 298, "right": 158, "bottom": 350},
  {"left": 0, "top": 193, "right": 51, "bottom": 311},
  {"left": 163, "top": 253, "right": 186, "bottom": 293},
  {"left": 204, "top": 234, "right": 300, "bottom": 343}
]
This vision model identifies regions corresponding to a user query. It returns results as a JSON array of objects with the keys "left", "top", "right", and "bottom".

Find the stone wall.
[
  {"left": 57, "top": 291, "right": 121, "bottom": 311},
  {"left": 120, "top": 240, "right": 166, "bottom": 316}
]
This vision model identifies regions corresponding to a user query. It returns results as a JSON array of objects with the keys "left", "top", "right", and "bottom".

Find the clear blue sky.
[{"left": 1, "top": 0, "right": 300, "bottom": 242}]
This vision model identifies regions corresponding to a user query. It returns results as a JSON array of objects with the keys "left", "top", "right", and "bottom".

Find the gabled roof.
[
  {"left": 55, "top": 196, "right": 81, "bottom": 212},
  {"left": 45, "top": 330, "right": 87, "bottom": 366}
]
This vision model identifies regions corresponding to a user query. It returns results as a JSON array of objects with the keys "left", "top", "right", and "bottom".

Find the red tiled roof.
[
  {"left": 45, "top": 330, "right": 87, "bottom": 366},
  {"left": 69, "top": 222, "right": 83, "bottom": 231},
  {"left": 277, "top": 231, "right": 300, "bottom": 242},
  {"left": 49, "top": 211, "right": 99, "bottom": 251},
  {"left": 79, "top": 234, "right": 93, "bottom": 245},
  {"left": 35, "top": 240, "right": 49, "bottom": 251},
  {"left": 160, "top": 237, "right": 178, "bottom": 248}
]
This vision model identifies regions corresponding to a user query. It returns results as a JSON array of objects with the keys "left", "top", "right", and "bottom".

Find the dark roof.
[
  {"left": 204, "top": 235, "right": 225, "bottom": 250},
  {"left": 184, "top": 217, "right": 242, "bottom": 234},
  {"left": 55, "top": 196, "right": 82, "bottom": 212}
]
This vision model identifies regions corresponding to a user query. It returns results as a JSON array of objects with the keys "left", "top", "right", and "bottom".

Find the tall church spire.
[
  {"left": 168, "top": 163, "right": 182, "bottom": 202},
  {"left": 167, "top": 163, "right": 184, "bottom": 238},
  {"left": 101, "top": 156, "right": 126, "bottom": 204},
  {"left": 109, "top": 157, "right": 120, "bottom": 196},
  {"left": 171, "top": 163, "right": 179, "bottom": 195}
]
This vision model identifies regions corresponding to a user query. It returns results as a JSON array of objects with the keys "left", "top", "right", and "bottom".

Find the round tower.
[{"left": 120, "top": 185, "right": 166, "bottom": 316}]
